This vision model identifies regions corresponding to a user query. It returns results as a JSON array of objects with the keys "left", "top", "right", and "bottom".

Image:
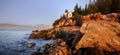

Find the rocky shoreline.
[{"left": 30, "top": 13, "right": 120, "bottom": 55}]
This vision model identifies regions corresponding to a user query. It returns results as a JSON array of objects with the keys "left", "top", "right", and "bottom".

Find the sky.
[{"left": 0, "top": 0, "right": 89, "bottom": 25}]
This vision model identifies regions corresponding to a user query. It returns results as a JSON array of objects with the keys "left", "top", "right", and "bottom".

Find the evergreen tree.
[
  {"left": 87, "top": 1, "right": 97, "bottom": 14},
  {"left": 78, "top": 6, "right": 82, "bottom": 15},
  {"left": 73, "top": 0, "right": 120, "bottom": 16},
  {"left": 96, "top": 0, "right": 106, "bottom": 14},
  {"left": 110, "top": 0, "right": 120, "bottom": 13},
  {"left": 73, "top": 4, "right": 79, "bottom": 19},
  {"left": 104, "top": 0, "right": 112, "bottom": 14},
  {"left": 84, "top": 4, "right": 88, "bottom": 15}
]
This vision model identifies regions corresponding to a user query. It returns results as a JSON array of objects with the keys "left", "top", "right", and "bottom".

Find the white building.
[{"left": 64, "top": 11, "right": 72, "bottom": 18}]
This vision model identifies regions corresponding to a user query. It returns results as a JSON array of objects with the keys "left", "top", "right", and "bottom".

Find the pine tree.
[
  {"left": 87, "top": 3, "right": 95, "bottom": 14},
  {"left": 96, "top": 0, "right": 106, "bottom": 14},
  {"left": 73, "top": 0, "right": 120, "bottom": 15},
  {"left": 78, "top": 6, "right": 82, "bottom": 15},
  {"left": 110, "top": 0, "right": 120, "bottom": 13},
  {"left": 73, "top": 4, "right": 79, "bottom": 19},
  {"left": 84, "top": 4, "right": 88, "bottom": 15}
]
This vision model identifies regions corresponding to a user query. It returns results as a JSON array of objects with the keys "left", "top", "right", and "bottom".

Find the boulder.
[
  {"left": 75, "top": 21, "right": 120, "bottom": 54},
  {"left": 43, "top": 39, "right": 72, "bottom": 55},
  {"left": 28, "top": 42, "right": 36, "bottom": 48},
  {"left": 31, "top": 51, "right": 42, "bottom": 55}
]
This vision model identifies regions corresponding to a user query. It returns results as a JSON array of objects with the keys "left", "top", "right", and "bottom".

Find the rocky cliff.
[{"left": 30, "top": 13, "right": 120, "bottom": 55}]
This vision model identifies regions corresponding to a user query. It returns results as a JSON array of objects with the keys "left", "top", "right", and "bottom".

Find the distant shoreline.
[{"left": 0, "top": 29, "right": 32, "bottom": 31}]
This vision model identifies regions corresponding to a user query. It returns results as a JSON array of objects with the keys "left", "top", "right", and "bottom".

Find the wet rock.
[
  {"left": 29, "top": 33, "right": 37, "bottom": 39},
  {"left": 71, "top": 31, "right": 83, "bottom": 49},
  {"left": 75, "top": 47, "right": 103, "bottom": 55},
  {"left": 30, "top": 28, "right": 55, "bottom": 39},
  {"left": 43, "top": 39, "right": 72, "bottom": 55},
  {"left": 59, "top": 41, "right": 66, "bottom": 47},
  {"left": 43, "top": 43, "right": 51, "bottom": 50},
  {"left": 31, "top": 51, "right": 42, "bottom": 55},
  {"left": 32, "top": 30, "right": 39, "bottom": 32},
  {"left": 28, "top": 43, "right": 36, "bottom": 48}
]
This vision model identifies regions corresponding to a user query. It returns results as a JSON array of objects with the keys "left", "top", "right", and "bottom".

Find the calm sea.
[{"left": 0, "top": 30, "right": 53, "bottom": 55}]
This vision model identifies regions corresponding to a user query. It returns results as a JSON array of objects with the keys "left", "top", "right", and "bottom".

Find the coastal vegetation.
[
  {"left": 74, "top": 0, "right": 120, "bottom": 15},
  {"left": 53, "top": 0, "right": 120, "bottom": 27}
]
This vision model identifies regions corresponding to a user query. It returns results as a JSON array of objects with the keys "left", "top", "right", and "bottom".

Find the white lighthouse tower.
[{"left": 63, "top": 10, "right": 72, "bottom": 18}]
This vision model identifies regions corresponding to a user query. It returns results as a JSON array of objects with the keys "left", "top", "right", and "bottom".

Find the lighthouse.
[{"left": 63, "top": 10, "right": 72, "bottom": 18}]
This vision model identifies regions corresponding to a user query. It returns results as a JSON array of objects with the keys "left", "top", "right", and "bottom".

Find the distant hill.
[{"left": 0, "top": 23, "right": 51, "bottom": 30}]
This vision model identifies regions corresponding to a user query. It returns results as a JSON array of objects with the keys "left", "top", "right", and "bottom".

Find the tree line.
[{"left": 73, "top": 0, "right": 120, "bottom": 16}]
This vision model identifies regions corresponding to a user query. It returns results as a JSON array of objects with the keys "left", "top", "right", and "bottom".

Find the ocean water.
[{"left": 0, "top": 30, "right": 53, "bottom": 55}]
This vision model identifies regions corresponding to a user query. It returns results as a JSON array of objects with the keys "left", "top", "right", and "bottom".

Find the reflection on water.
[{"left": 0, "top": 30, "right": 53, "bottom": 55}]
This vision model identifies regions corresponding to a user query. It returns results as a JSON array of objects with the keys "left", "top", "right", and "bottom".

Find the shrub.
[
  {"left": 52, "top": 16, "right": 66, "bottom": 27},
  {"left": 75, "top": 15, "right": 83, "bottom": 26}
]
